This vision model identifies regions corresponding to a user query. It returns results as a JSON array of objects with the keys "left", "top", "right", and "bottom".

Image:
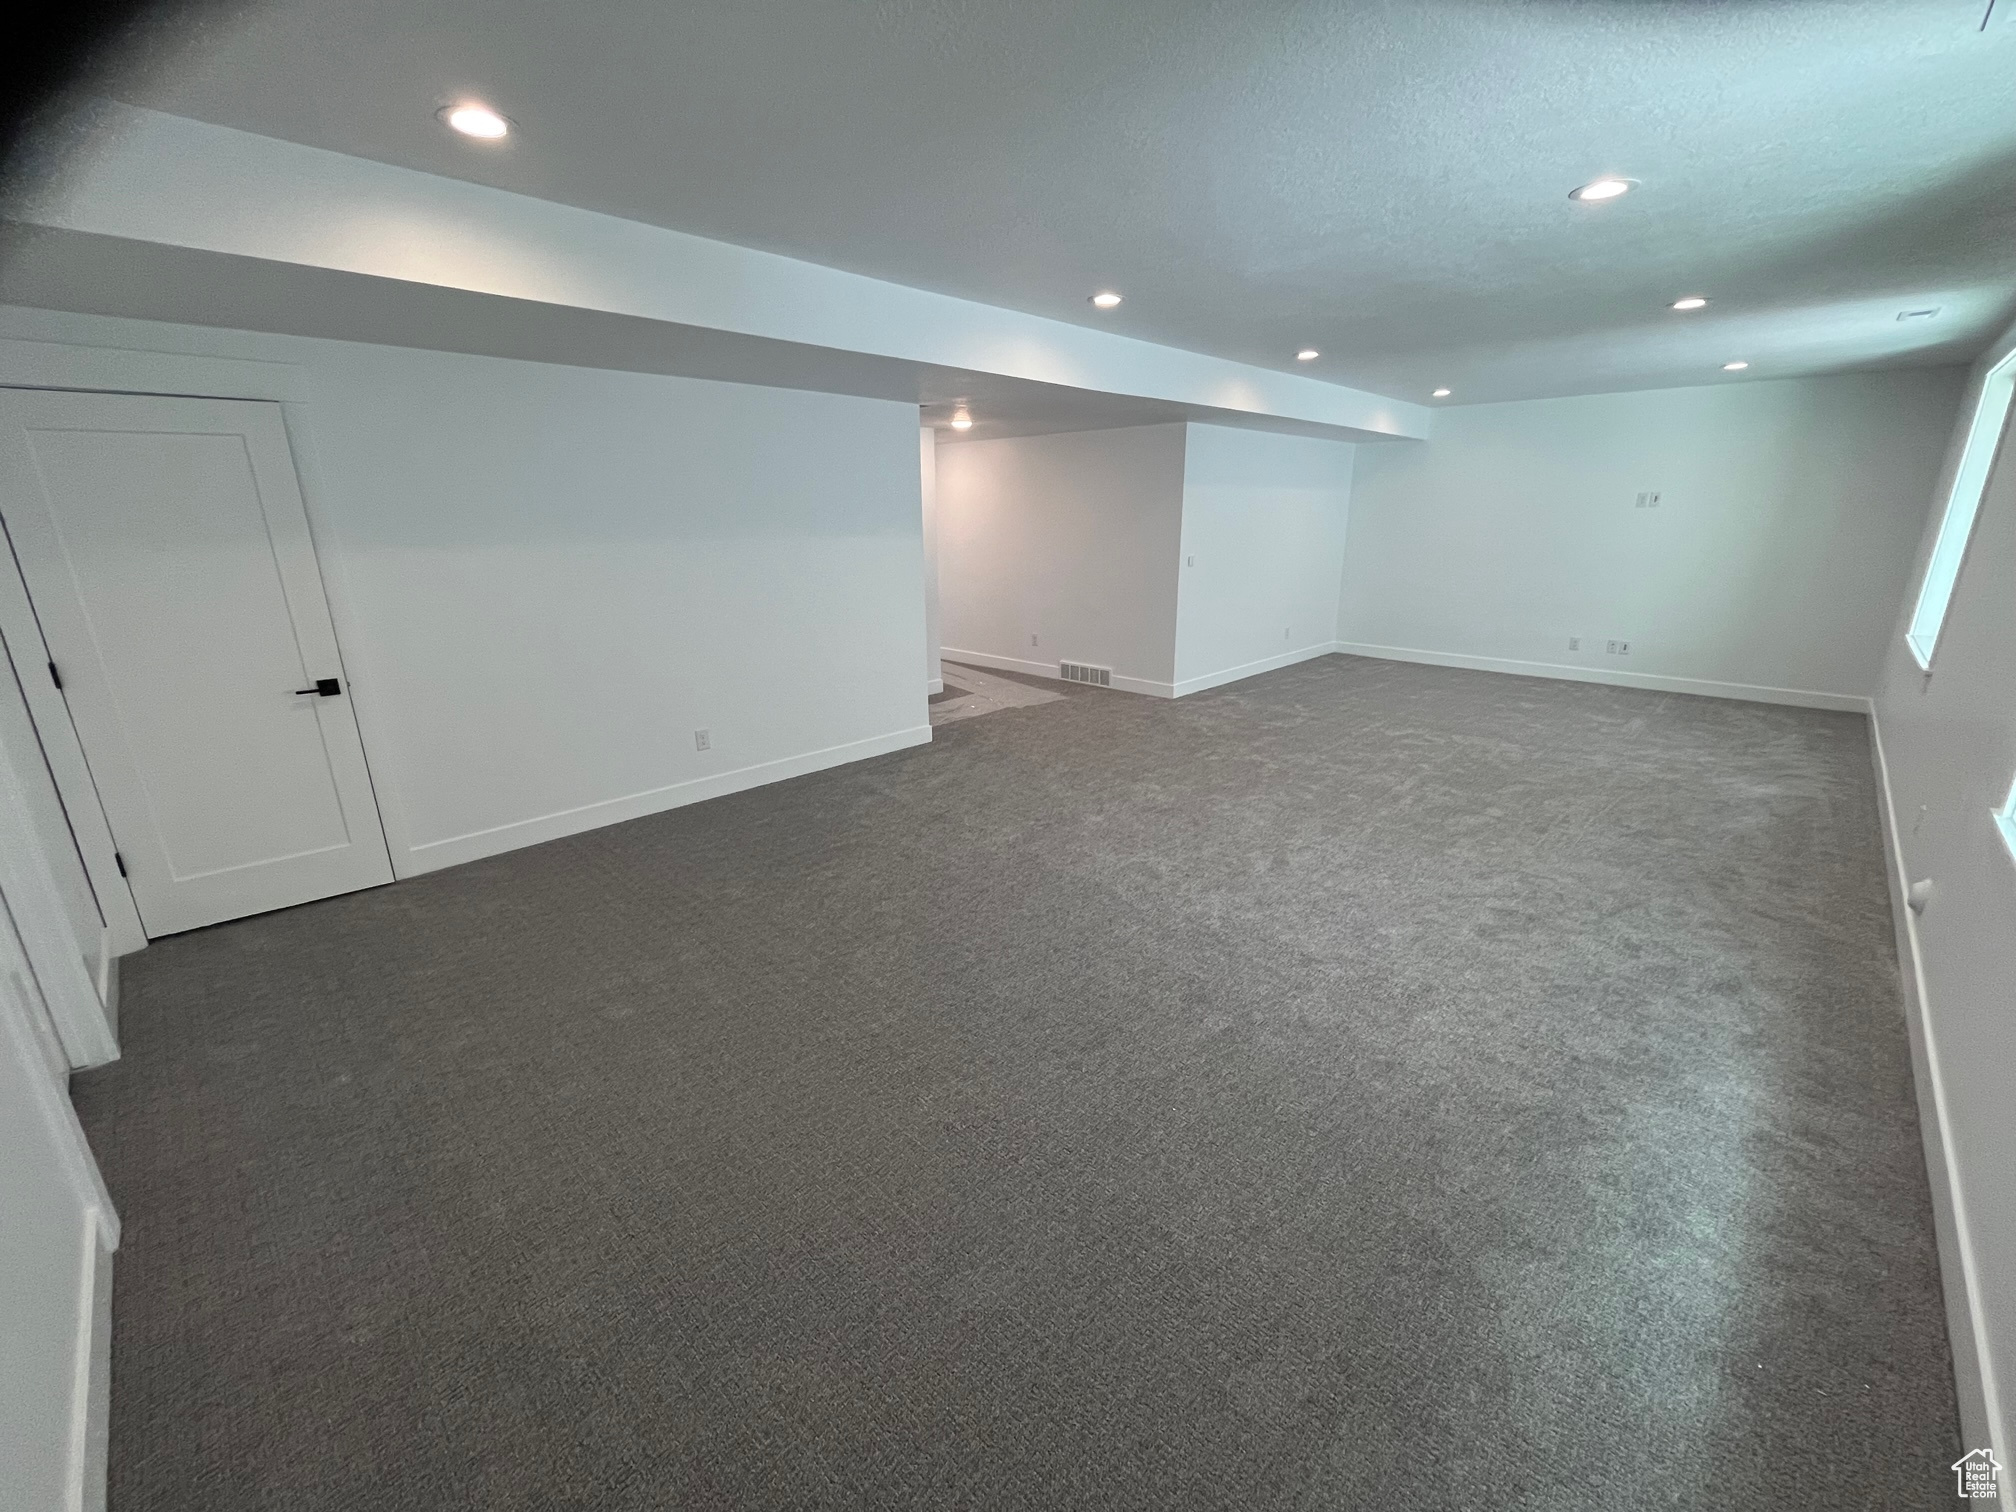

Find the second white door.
[{"left": 0, "top": 388, "right": 393, "bottom": 936}]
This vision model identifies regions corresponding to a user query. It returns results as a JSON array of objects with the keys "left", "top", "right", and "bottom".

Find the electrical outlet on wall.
[
  {"left": 1030, "top": 633, "right": 1039, "bottom": 647},
  {"left": 1284, "top": 626, "right": 1292, "bottom": 640},
  {"left": 1186, "top": 555, "right": 1196, "bottom": 567},
  {"left": 1634, "top": 491, "right": 1662, "bottom": 509},
  {"left": 694, "top": 728, "right": 711, "bottom": 751},
  {"left": 1605, "top": 640, "right": 1631, "bottom": 656},
  {"left": 1567, "top": 636, "right": 1581, "bottom": 652}
]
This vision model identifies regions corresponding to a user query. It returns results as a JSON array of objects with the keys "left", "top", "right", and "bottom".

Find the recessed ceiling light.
[
  {"left": 1896, "top": 307, "right": 1942, "bottom": 323},
  {"left": 1569, "top": 176, "right": 1635, "bottom": 203},
  {"left": 1089, "top": 291, "right": 1123, "bottom": 310},
  {"left": 1432, "top": 387, "right": 1452, "bottom": 398},
  {"left": 441, "top": 103, "right": 510, "bottom": 140},
  {"left": 1722, "top": 360, "right": 1750, "bottom": 371},
  {"left": 949, "top": 411, "right": 974, "bottom": 431},
  {"left": 1296, "top": 349, "right": 1320, "bottom": 362},
  {"left": 1671, "top": 296, "right": 1709, "bottom": 311}
]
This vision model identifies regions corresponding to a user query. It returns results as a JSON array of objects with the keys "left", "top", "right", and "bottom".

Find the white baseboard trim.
[
  {"left": 75, "top": 1213, "right": 114, "bottom": 1512},
  {"left": 95, "top": 947, "right": 117, "bottom": 1048},
  {"left": 1173, "top": 643, "right": 1336, "bottom": 698},
  {"left": 397, "top": 724, "right": 933, "bottom": 876},
  {"left": 941, "top": 647, "right": 1174, "bottom": 699},
  {"left": 926, "top": 677, "right": 944, "bottom": 695},
  {"left": 1868, "top": 710, "right": 2006, "bottom": 1484},
  {"left": 1331, "top": 642, "right": 1870, "bottom": 713}
]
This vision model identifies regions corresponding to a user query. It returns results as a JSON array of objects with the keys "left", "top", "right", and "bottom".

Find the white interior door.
[{"left": 0, "top": 388, "right": 392, "bottom": 936}]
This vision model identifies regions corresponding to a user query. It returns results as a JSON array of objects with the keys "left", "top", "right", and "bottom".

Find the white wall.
[
  {"left": 1174, "top": 424, "right": 1354, "bottom": 695},
  {"left": 937, "top": 424, "right": 1188, "bottom": 695},
  {"left": 1339, "top": 370, "right": 1966, "bottom": 707},
  {"left": 0, "top": 305, "right": 931, "bottom": 879},
  {"left": 1869, "top": 321, "right": 2016, "bottom": 1482}
]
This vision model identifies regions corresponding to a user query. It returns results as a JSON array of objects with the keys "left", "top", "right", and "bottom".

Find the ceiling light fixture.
[
  {"left": 1671, "top": 296, "right": 1708, "bottom": 311},
  {"left": 1296, "top": 349, "right": 1320, "bottom": 362},
  {"left": 1432, "top": 387, "right": 1452, "bottom": 398},
  {"left": 1896, "top": 307, "right": 1942, "bottom": 323},
  {"left": 1722, "top": 360, "right": 1750, "bottom": 371},
  {"left": 949, "top": 411, "right": 974, "bottom": 431},
  {"left": 441, "top": 103, "right": 511, "bottom": 139},
  {"left": 1569, "top": 176, "right": 1635, "bottom": 203},
  {"left": 1089, "top": 291, "right": 1123, "bottom": 310}
]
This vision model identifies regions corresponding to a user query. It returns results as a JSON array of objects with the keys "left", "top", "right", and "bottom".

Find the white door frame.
[
  {"left": 0, "top": 883, "right": 119, "bottom": 1509},
  {"left": 0, "top": 335, "right": 395, "bottom": 950},
  {"left": 0, "top": 686, "right": 120, "bottom": 1067},
  {"left": 0, "top": 527, "right": 145, "bottom": 962}
]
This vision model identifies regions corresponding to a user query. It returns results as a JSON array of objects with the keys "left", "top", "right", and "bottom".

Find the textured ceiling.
[{"left": 89, "top": 0, "right": 2016, "bottom": 404}]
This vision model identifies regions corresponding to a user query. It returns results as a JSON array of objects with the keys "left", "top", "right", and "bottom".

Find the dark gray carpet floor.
[{"left": 73, "top": 653, "right": 1958, "bottom": 1510}]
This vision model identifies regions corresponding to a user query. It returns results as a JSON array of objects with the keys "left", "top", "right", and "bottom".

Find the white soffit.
[{"left": 1, "top": 105, "right": 1425, "bottom": 443}]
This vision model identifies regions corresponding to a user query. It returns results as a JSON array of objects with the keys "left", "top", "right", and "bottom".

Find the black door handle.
[{"left": 293, "top": 678, "right": 342, "bottom": 697}]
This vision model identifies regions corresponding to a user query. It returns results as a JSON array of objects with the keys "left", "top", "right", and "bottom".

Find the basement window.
[{"left": 1907, "top": 348, "right": 2016, "bottom": 669}]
